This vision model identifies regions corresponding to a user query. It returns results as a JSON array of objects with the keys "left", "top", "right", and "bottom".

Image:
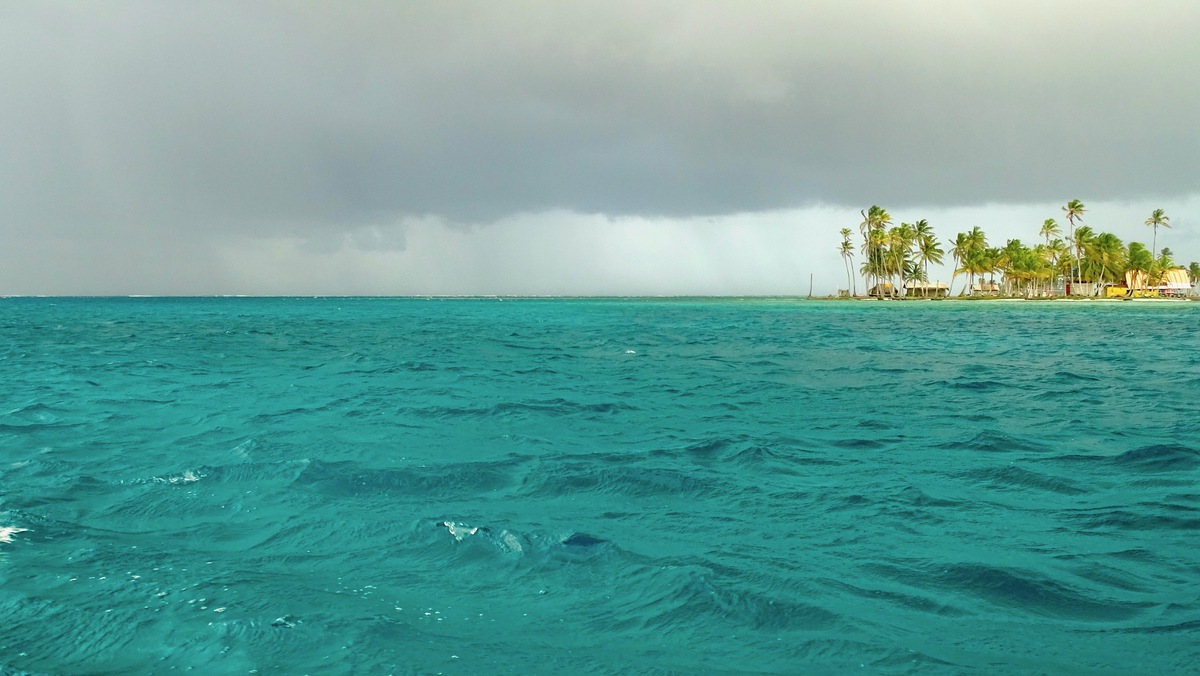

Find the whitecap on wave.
[
  {"left": 0, "top": 526, "right": 29, "bottom": 543},
  {"left": 153, "top": 470, "right": 203, "bottom": 485}
]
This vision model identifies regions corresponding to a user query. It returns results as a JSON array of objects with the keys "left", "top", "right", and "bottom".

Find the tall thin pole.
[{"left": 808, "top": 273, "right": 813, "bottom": 298}]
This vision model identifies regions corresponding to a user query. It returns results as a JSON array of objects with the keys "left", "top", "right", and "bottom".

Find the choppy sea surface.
[{"left": 2, "top": 297, "right": 1198, "bottom": 674}]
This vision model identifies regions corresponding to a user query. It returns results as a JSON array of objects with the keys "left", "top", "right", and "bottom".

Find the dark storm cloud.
[{"left": 2, "top": 1, "right": 1198, "bottom": 236}]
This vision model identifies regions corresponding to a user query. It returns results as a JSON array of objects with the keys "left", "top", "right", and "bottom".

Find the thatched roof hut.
[
  {"left": 904, "top": 281, "right": 949, "bottom": 298},
  {"left": 868, "top": 283, "right": 897, "bottom": 298}
]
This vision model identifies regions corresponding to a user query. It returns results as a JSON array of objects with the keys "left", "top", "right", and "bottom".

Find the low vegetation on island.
[{"left": 837, "top": 200, "right": 1199, "bottom": 299}]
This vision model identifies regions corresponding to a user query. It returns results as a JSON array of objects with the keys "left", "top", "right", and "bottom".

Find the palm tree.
[
  {"left": 859, "top": 206, "right": 892, "bottom": 294},
  {"left": 1004, "top": 241, "right": 1052, "bottom": 297},
  {"left": 917, "top": 232, "right": 944, "bottom": 296},
  {"left": 949, "top": 232, "right": 969, "bottom": 296},
  {"left": 1071, "top": 225, "right": 1095, "bottom": 292},
  {"left": 1087, "top": 232, "right": 1125, "bottom": 292},
  {"left": 1126, "top": 242, "right": 1154, "bottom": 293},
  {"left": 983, "top": 247, "right": 1002, "bottom": 286},
  {"left": 904, "top": 260, "right": 925, "bottom": 285},
  {"left": 1073, "top": 226, "right": 1095, "bottom": 262},
  {"left": 1038, "top": 219, "right": 1061, "bottom": 292},
  {"left": 1047, "top": 238, "right": 1069, "bottom": 266},
  {"left": 960, "top": 247, "right": 994, "bottom": 295},
  {"left": 1062, "top": 199, "right": 1086, "bottom": 293},
  {"left": 1039, "top": 218, "right": 1061, "bottom": 246},
  {"left": 1144, "top": 209, "right": 1170, "bottom": 258},
  {"left": 888, "top": 222, "right": 916, "bottom": 294},
  {"left": 1054, "top": 240, "right": 1074, "bottom": 289},
  {"left": 1031, "top": 243, "right": 1054, "bottom": 296},
  {"left": 966, "top": 226, "right": 986, "bottom": 260},
  {"left": 1188, "top": 261, "right": 1200, "bottom": 296},
  {"left": 1147, "top": 259, "right": 1168, "bottom": 290},
  {"left": 839, "top": 228, "right": 856, "bottom": 296},
  {"left": 913, "top": 219, "right": 935, "bottom": 244},
  {"left": 861, "top": 225, "right": 890, "bottom": 296},
  {"left": 1127, "top": 242, "right": 1154, "bottom": 270},
  {"left": 949, "top": 227, "right": 989, "bottom": 295},
  {"left": 1043, "top": 238, "right": 1067, "bottom": 295},
  {"left": 998, "top": 239, "right": 1033, "bottom": 295}
]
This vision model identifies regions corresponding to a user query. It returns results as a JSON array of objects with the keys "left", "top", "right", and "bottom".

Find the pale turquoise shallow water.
[{"left": 1, "top": 297, "right": 1198, "bottom": 674}]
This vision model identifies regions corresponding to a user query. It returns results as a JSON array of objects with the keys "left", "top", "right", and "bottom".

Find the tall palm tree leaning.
[
  {"left": 859, "top": 206, "right": 892, "bottom": 295},
  {"left": 1144, "top": 209, "right": 1170, "bottom": 259},
  {"left": 1062, "top": 199, "right": 1086, "bottom": 294},
  {"left": 948, "top": 232, "right": 970, "bottom": 296},
  {"left": 916, "top": 227, "right": 944, "bottom": 297},
  {"left": 1039, "top": 219, "right": 1062, "bottom": 290},
  {"left": 838, "top": 228, "right": 857, "bottom": 296},
  {"left": 889, "top": 222, "right": 916, "bottom": 295}
]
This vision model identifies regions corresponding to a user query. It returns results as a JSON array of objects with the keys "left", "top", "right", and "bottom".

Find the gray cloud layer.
[{"left": 4, "top": 1, "right": 1198, "bottom": 231}]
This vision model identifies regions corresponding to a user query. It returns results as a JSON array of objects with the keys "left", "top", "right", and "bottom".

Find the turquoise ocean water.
[{"left": 1, "top": 297, "right": 1198, "bottom": 674}]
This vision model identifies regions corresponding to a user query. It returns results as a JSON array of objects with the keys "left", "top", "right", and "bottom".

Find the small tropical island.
[{"left": 836, "top": 200, "right": 1198, "bottom": 300}]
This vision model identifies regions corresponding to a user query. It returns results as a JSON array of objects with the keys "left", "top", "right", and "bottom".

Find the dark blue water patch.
[
  {"left": 824, "top": 577, "right": 966, "bottom": 616},
  {"left": 724, "top": 442, "right": 842, "bottom": 471},
  {"left": 517, "top": 460, "right": 718, "bottom": 500},
  {"left": 395, "top": 360, "right": 438, "bottom": 372},
  {"left": 513, "top": 366, "right": 559, "bottom": 376},
  {"left": 652, "top": 435, "right": 838, "bottom": 471},
  {"left": 414, "top": 398, "right": 637, "bottom": 420},
  {"left": 1053, "top": 370, "right": 1101, "bottom": 382},
  {"left": 1051, "top": 443, "right": 1200, "bottom": 472},
  {"left": 1098, "top": 548, "right": 1162, "bottom": 563},
  {"left": 867, "top": 649, "right": 967, "bottom": 672},
  {"left": 1064, "top": 508, "right": 1200, "bottom": 533},
  {"left": 940, "top": 429, "right": 1051, "bottom": 454},
  {"left": 664, "top": 436, "right": 737, "bottom": 460},
  {"left": 829, "top": 493, "right": 875, "bottom": 511},
  {"left": 1052, "top": 557, "right": 1156, "bottom": 594},
  {"left": 707, "top": 585, "right": 840, "bottom": 632},
  {"left": 865, "top": 561, "right": 1151, "bottom": 622},
  {"left": 856, "top": 419, "right": 895, "bottom": 430},
  {"left": 561, "top": 532, "right": 607, "bottom": 548},
  {"left": 1102, "top": 619, "right": 1200, "bottom": 634},
  {"left": 891, "top": 484, "right": 962, "bottom": 508},
  {"left": 292, "top": 458, "right": 522, "bottom": 500},
  {"left": 1110, "top": 444, "right": 1200, "bottom": 472},
  {"left": 601, "top": 565, "right": 841, "bottom": 635},
  {"left": 960, "top": 465, "right": 1088, "bottom": 495},
  {"left": 7, "top": 402, "right": 67, "bottom": 417},
  {"left": 947, "top": 379, "right": 1012, "bottom": 391},
  {"left": 829, "top": 436, "right": 899, "bottom": 450},
  {"left": 0, "top": 419, "right": 80, "bottom": 434},
  {"left": 248, "top": 406, "right": 335, "bottom": 423}
]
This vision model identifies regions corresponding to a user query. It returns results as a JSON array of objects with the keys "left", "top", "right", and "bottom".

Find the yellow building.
[{"left": 1107, "top": 268, "right": 1191, "bottom": 298}]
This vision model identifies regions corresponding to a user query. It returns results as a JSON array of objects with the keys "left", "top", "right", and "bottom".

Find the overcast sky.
[{"left": 2, "top": 1, "right": 1198, "bottom": 295}]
